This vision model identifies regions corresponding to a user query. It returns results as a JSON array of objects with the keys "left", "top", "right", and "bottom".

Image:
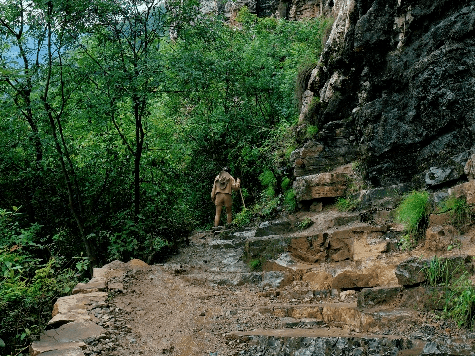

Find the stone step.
[
  {"left": 229, "top": 329, "right": 475, "bottom": 355},
  {"left": 257, "top": 302, "right": 418, "bottom": 333},
  {"left": 229, "top": 328, "right": 421, "bottom": 355},
  {"left": 245, "top": 223, "right": 397, "bottom": 267}
]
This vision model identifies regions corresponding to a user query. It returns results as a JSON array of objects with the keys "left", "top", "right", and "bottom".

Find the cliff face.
[
  {"left": 293, "top": 0, "right": 475, "bottom": 189},
  {"left": 201, "top": 0, "right": 336, "bottom": 21}
]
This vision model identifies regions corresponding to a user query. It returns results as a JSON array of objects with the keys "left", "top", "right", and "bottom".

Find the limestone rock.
[
  {"left": 49, "top": 292, "right": 108, "bottom": 326},
  {"left": 259, "top": 271, "right": 288, "bottom": 289},
  {"left": 244, "top": 235, "right": 288, "bottom": 261},
  {"left": 357, "top": 287, "right": 402, "bottom": 308},
  {"left": 424, "top": 225, "right": 457, "bottom": 252},
  {"left": 464, "top": 153, "right": 475, "bottom": 181},
  {"left": 394, "top": 258, "right": 427, "bottom": 287},
  {"left": 449, "top": 180, "right": 475, "bottom": 205},
  {"left": 293, "top": 172, "right": 347, "bottom": 201},
  {"left": 255, "top": 219, "right": 292, "bottom": 237},
  {"left": 332, "top": 270, "right": 377, "bottom": 290},
  {"left": 292, "top": 0, "right": 475, "bottom": 187},
  {"left": 72, "top": 277, "right": 106, "bottom": 294},
  {"left": 302, "top": 271, "right": 333, "bottom": 290}
]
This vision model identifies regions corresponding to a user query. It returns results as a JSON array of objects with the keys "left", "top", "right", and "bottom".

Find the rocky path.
[{"left": 31, "top": 203, "right": 475, "bottom": 356}]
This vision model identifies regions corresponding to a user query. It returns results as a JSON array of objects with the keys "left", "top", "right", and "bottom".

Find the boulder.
[
  {"left": 357, "top": 286, "right": 402, "bottom": 308},
  {"left": 394, "top": 258, "right": 428, "bottom": 287},
  {"left": 424, "top": 225, "right": 457, "bottom": 252},
  {"left": 49, "top": 292, "right": 108, "bottom": 327},
  {"left": 332, "top": 270, "right": 377, "bottom": 290},
  {"left": 293, "top": 172, "right": 347, "bottom": 201},
  {"left": 449, "top": 180, "right": 475, "bottom": 205}
]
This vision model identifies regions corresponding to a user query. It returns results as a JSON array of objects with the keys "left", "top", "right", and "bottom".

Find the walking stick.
[{"left": 239, "top": 188, "right": 246, "bottom": 209}]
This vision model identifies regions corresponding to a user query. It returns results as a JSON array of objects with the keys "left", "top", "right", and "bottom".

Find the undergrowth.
[
  {"left": 423, "top": 255, "right": 475, "bottom": 329},
  {"left": 396, "top": 190, "right": 430, "bottom": 249},
  {"left": 438, "top": 196, "right": 472, "bottom": 231}
]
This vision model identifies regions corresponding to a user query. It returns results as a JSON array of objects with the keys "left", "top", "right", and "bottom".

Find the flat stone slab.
[
  {"left": 293, "top": 172, "right": 347, "bottom": 201},
  {"left": 332, "top": 270, "right": 378, "bottom": 290},
  {"left": 72, "top": 277, "right": 107, "bottom": 294},
  {"left": 244, "top": 235, "right": 289, "bottom": 261},
  {"left": 49, "top": 292, "right": 108, "bottom": 326},
  {"left": 357, "top": 287, "right": 403, "bottom": 308},
  {"left": 43, "top": 321, "right": 104, "bottom": 343},
  {"left": 29, "top": 341, "right": 86, "bottom": 356},
  {"left": 231, "top": 329, "right": 421, "bottom": 356}
]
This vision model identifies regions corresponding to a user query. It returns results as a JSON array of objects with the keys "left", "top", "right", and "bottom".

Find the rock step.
[
  {"left": 230, "top": 328, "right": 420, "bottom": 355},
  {"left": 245, "top": 223, "right": 398, "bottom": 266},
  {"left": 229, "top": 329, "right": 475, "bottom": 355},
  {"left": 257, "top": 302, "right": 418, "bottom": 332}
]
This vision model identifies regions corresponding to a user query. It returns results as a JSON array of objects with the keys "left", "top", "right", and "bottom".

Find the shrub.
[
  {"left": 396, "top": 190, "right": 430, "bottom": 239},
  {"left": 439, "top": 196, "right": 472, "bottom": 231},
  {"left": 336, "top": 197, "right": 357, "bottom": 212},
  {"left": 422, "top": 255, "right": 475, "bottom": 329},
  {"left": 248, "top": 258, "right": 263, "bottom": 271},
  {"left": 0, "top": 209, "right": 80, "bottom": 356},
  {"left": 234, "top": 207, "right": 253, "bottom": 227}
]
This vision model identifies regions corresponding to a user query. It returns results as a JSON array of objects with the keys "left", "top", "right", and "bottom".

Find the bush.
[
  {"left": 439, "top": 196, "right": 472, "bottom": 231},
  {"left": 422, "top": 255, "right": 475, "bottom": 329},
  {"left": 0, "top": 209, "right": 80, "bottom": 356},
  {"left": 396, "top": 190, "right": 430, "bottom": 239},
  {"left": 336, "top": 197, "right": 357, "bottom": 212},
  {"left": 248, "top": 258, "right": 263, "bottom": 271}
]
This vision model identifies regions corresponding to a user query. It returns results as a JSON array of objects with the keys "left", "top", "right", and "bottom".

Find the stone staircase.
[
  {"left": 160, "top": 202, "right": 475, "bottom": 355},
  {"left": 30, "top": 174, "right": 475, "bottom": 355}
]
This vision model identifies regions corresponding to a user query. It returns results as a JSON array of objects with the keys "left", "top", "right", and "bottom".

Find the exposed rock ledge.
[{"left": 29, "top": 259, "right": 149, "bottom": 356}]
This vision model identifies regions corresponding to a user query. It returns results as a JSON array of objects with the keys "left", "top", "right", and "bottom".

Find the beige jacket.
[{"left": 211, "top": 171, "right": 240, "bottom": 201}]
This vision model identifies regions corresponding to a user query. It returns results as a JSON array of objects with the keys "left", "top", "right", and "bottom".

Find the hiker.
[{"left": 211, "top": 167, "right": 241, "bottom": 227}]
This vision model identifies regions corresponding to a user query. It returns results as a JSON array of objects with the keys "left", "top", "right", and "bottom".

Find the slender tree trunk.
[
  {"left": 42, "top": 1, "right": 95, "bottom": 268},
  {"left": 134, "top": 97, "right": 144, "bottom": 221}
]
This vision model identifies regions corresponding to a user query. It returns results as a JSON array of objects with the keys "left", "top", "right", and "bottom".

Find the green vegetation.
[
  {"left": 0, "top": 209, "right": 82, "bottom": 355},
  {"left": 336, "top": 197, "right": 358, "bottom": 212},
  {"left": 423, "top": 256, "right": 475, "bottom": 329},
  {"left": 306, "top": 125, "right": 319, "bottom": 138},
  {"left": 438, "top": 196, "right": 472, "bottom": 231},
  {"left": 297, "top": 217, "right": 313, "bottom": 230},
  {"left": 0, "top": 1, "right": 331, "bottom": 351},
  {"left": 248, "top": 258, "right": 263, "bottom": 271},
  {"left": 396, "top": 190, "right": 430, "bottom": 247}
]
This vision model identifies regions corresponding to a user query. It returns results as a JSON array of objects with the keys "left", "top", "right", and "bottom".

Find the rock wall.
[
  {"left": 293, "top": 0, "right": 475, "bottom": 189},
  {"left": 199, "top": 0, "right": 337, "bottom": 21}
]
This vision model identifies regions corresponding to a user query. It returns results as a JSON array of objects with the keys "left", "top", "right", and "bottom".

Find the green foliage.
[
  {"left": 296, "top": 217, "right": 313, "bottom": 230},
  {"left": 438, "top": 196, "right": 472, "bottom": 230},
  {"left": 398, "top": 233, "right": 415, "bottom": 251},
  {"left": 248, "top": 258, "right": 263, "bottom": 271},
  {"left": 234, "top": 207, "right": 252, "bottom": 227},
  {"left": 283, "top": 189, "right": 297, "bottom": 213},
  {"left": 336, "top": 197, "right": 357, "bottom": 212},
  {"left": 445, "top": 274, "right": 475, "bottom": 328},
  {"left": 396, "top": 190, "right": 430, "bottom": 241},
  {"left": 306, "top": 125, "right": 319, "bottom": 138},
  {"left": 421, "top": 256, "right": 475, "bottom": 329},
  {"left": 423, "top": 256, "right": 465, "bottom": 288},
  {"left": 0, "top": 209, "right": 80, "bottom": 356}
]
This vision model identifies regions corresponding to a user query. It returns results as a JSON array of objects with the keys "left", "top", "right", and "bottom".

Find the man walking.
[{"left": 211, "top": 167, "right": 241, "bottom": 227}]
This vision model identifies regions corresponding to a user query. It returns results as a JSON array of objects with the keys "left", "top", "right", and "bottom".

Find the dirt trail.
[
  {"left": 107, "top": 265, "right": 281, "bottom": 356},
  {"left": 35, "top": 206, "right": 475, "bottom": 356}
]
